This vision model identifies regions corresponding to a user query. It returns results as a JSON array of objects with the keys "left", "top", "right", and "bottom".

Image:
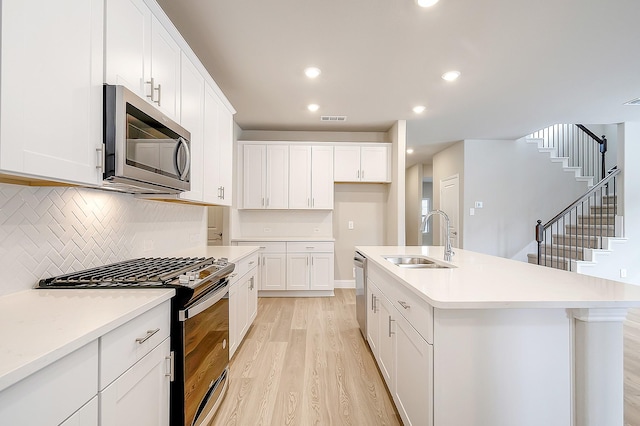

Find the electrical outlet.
[
  {"left": 348, "top": 221, "right": 354, "bottom": 230},
  {"left": 470, "top": 208, "right": 475, "bottom": 216},
  {"left": 475, "top": 201, "right": 483, "bottom": 208},
  {"left": 621, "top": 269, "right": 628, "bottom": 278}
]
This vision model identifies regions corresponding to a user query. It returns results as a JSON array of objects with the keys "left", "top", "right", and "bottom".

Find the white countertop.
[
  {"left": 0, "top": 288, "right": 174, "bottom": 392},
  {"left": 0, "top": 245, "right": 261, "bottom": 393},
  {"left": 357, "top": 246, "right": 640, "bottom": 309}
]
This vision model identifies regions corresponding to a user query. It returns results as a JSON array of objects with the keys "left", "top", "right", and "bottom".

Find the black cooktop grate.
[{"left": 39, "top": 257, "right": 214, "bottom": 286}]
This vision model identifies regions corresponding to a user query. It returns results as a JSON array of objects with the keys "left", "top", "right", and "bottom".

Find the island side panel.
[{"left": 433, "top": 308, "right": 572, "bottom": 426}]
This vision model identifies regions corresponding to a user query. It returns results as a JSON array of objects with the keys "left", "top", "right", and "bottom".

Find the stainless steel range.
[{"left": 37, "top": 256, "right": 234, "bottom": 426}]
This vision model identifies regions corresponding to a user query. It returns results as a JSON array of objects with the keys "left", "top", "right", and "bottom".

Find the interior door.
[{"left": 440, "top": 175, "right": 460, "bottom": 248}]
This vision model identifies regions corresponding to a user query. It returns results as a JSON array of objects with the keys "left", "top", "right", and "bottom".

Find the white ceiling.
[{"left": 156, "top": 0, "right": 640, "bottom": 166}]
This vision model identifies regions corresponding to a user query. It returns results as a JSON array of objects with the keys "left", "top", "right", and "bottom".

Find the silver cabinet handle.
[
  {"left": 371, "top": 294, "right": 378, "bottom": 313},
  {"left": 249, "top": 261, "right": 255, "bottom": 265},
  {"left": 146, "top": 77, "right": 156, "bottom": 102},
  {"left": 398, "top": 301, "right": 410, "bottom": 310},
  {"left": 362, "top": 170, "right": 365, "bottom": 179},
  {"left": 96, "top": 147, "right": 104, "bottom": 171},
  {"left": 249, "top": 277, "right": 255, "bottom": 290},
  {"left": 357, "top": 170, "right": 360, "bottom": 179},
  {"left": 156, "top": 83, "right": 162, "bottom": 106},
  {"left": 229, "top": 273, "right": 238, "bottom": 278},
  {"left": 136, "top": 328, "right": 160, "bottom": 344},
  {"left": 388, "top": 316, "right": 395, "bottom": 337},
  {"left": 165, "top": 351, "right": 175, "bottom": 381}
]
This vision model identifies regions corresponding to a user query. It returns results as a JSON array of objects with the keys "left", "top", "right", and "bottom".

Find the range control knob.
[{"left": 178, "top": 274, "right": 190, "bottom": 284}]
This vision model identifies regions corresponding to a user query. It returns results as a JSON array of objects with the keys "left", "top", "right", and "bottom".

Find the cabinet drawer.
[
  {"left": 286, "top": 241, "right": 334, "bottom": 252},
  {"left": 0, "top": 340, "right": 98, "bottom": 425},
  {"left": 232, "top": 252, "right": 259, "bottom": 280},
  {"left": 100, "top": 301, "right": 171, "bottom": 389},
  {"left": 236, "top": 241, "right": 287, "bottom": 252},
  {"left": 369, "top": 264, "right": 433, "bottom": 344}
]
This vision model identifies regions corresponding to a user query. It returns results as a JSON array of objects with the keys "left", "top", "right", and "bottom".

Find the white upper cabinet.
[
  {"left": 334, "top": 144, "right": 391, "bottom": 183},
  {"left": 178, "top": 53, "right": 204, "bottom": 202},
  {"left": 242, "top": 144, "right": 289, "bottom": 209},
  {"left": 0, "top": 0, "right": 104, "bottom": 186},
  {"left": 105, "top": 0, "right": 180, "bottom": 122},
  {"left": 204, "top": 84, "right": 233, "bottom": 206},
  {"left": 104, "top": 0, "right": 150, "bottom": 98},
  {"left": 289, "top": 145, "right": 334, "bottom": 209}
]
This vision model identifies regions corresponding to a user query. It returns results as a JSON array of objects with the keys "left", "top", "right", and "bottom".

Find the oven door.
[{"left": 179, "top": 280, "right": 229, "bottom": 426}]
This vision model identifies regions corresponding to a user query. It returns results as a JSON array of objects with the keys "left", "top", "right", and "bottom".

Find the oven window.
[
  {"left": 183, "top": 294, "right": 229, "bottom": 426},
  {"left": 125, "top": 104, "right": 190, "bottom": 180}
]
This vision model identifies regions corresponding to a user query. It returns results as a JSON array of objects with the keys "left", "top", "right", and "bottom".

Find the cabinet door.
[
  {"left": 287, "top": 253, "right": 310, "bottom": 290},
  {"left": 378, "top": 295, "right": 395, "bottom": 389},
  {"left": 216, "top": 103, "right": 234, "bottom": 206},
  {"left": 310, "top": 252, "right": 334, "bottom": 291},
  {"left": 394, "top": 313, "right": 433, "bottom": 426},
  {"left": 242, "top": 145, "right": 266, "bottom": 209},
  {"left": 100, "top": 338, "right": 170, "bottom": 426},
  {"left": 289, "top": 145, "right": 312, "bottom": 209},
  {"left": 203, "top": 83, "right": 221, "bottom": 204},
  {"left": 333, "top": 145, "right": 361, "bottom": 182},
  {"left": 366, "top": 281, "right": 379, "bottom": 355},
  {"left": 262, "top": 253, "right": 286, "bottom": 290},
  {"left": 149, "top": 16, "right": 181, "bottom": 121},
  {"left": 229, "top": 282, "right": 239, "bottom": 356},
  {"left": 266, "top": 145, "right": 289, "bottom": 209},
  {"left": 61, "top": 397, "right": 98, "bottom": 426},
  {"left": 311, "top": 146, "right": 334, "bottom": 209},
  {"left": 178, "top": 54, "right": 204, "bottom": 202},
  {"left": 0, "top": 0, "right": 103, "bottom": 185},
  {"left": 238, "top": 277, "right": 250, "bottom": 340},
  {"left": 104, "top": 0, "right": 151, "bottom": 97},
  {"left": 248, "top": 272, "right": 258, "bottom": 323},
  {"left": 360, "top": 145, "right": 390, "bottom": 182}
]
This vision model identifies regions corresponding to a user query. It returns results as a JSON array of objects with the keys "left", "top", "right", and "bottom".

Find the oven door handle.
[{"left": 178, "top": 279, "right": 228, "bottom": 321}]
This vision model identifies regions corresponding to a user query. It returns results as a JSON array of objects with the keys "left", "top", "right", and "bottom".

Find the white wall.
[
  {"left": 333, "top": 184, "right": 388, "bottom": 281},
  {"left": 405, "top": 163, "right": 423, "bottom": 246},
  {"left": 462, "top": 138, "right": 590, "bottom": 259},
  {"left": 386, "top": 121, "right": 406, "bottom": 246},
  {"left": 0, "top": 183, "right": 207, "bottom": 296}
]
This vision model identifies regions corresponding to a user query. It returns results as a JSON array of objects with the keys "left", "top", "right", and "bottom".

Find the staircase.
[
  {"left": 524, "top": 124, "right": 624, "bottom": 272},
  {"left": 527, "top": 194, "right": 620, "bottom": 271}
]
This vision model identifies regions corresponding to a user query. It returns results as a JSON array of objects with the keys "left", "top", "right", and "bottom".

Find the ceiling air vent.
[
  {"left": 624, "top": 98, "right": 640, "bottom": 105},
  {"left": 320, "top": 115, "right": 347, "bottom": 122}
]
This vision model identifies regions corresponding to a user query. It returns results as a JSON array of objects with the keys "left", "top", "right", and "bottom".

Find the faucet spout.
[{"left": 422, "top": 210, "right": 454, "bottom": 261}]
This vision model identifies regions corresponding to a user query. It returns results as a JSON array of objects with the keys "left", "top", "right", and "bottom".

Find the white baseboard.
[{"left": 335, "top": 279, "right": 355, "bottom": 289}]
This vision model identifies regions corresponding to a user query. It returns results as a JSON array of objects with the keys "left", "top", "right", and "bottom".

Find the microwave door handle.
[{"left": 173, "top": 137, "right": 191, "bottom": 181}]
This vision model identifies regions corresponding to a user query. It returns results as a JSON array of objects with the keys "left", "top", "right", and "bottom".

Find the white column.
[{"left": 571, "top": 308, "right": 627, "bottom": 426}]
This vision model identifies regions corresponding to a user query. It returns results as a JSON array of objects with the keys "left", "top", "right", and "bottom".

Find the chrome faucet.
[{"left": 421, "top": 210, "right": 454, "bottom": 261}]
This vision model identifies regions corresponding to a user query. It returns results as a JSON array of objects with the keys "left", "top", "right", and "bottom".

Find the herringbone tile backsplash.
[{"left": 0, "top": 183, "right": 207, "bottom": 295}]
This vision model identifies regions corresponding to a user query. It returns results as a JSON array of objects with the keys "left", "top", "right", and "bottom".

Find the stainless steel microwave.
[{"left": 103, "top": 84, "right": 191, "bottom": 194}]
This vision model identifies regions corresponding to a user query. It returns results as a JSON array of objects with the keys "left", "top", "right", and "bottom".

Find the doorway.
[
  {"left": 439, "top": 175, "right": 459, "bottom": 248},
  {"left": 207, "top": 206, "right": 224, "bottom": 246}
]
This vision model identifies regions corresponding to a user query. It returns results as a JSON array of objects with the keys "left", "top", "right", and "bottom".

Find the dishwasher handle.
[{"left": 354, "top": 251, "right": 366, "bottom": 268}]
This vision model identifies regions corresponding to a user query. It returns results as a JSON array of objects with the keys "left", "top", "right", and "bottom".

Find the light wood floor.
[
  {"left": 212, "top": 289, "right": 401, "bottom": 426},
  {"left": 213, "top": 291, "right": 640, "bottom": 425}
]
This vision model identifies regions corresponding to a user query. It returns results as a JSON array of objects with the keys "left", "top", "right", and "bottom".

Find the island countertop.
[{"left": 356, "top": 245, "right": 640, "bottom": 309}]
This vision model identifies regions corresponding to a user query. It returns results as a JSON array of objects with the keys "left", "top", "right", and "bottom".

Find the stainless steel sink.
[{"left": 383, "top": 256, "right": 453, "bottom": 269}]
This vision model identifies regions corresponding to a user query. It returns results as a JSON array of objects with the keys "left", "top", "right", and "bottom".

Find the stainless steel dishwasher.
[{"left": 354, "top": 251, "right": 367, "bottom": 338}]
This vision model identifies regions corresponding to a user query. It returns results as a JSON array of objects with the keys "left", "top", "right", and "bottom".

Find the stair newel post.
[
  {"left": 536, "top": 220, "right": 543, "bottom": 265},
  {"left": 599, "top": 135, "right": 607, "bottom": 182}
]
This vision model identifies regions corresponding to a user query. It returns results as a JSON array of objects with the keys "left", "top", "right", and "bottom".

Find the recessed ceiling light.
[
  {"left": 406, "top": 148, "right": 414, "bottom": 154},
  {"left": 307, "top": 104, "right": 319, "bottom": 112},
  {"left": 417, "top": 0, "right": 439, "bottom": 7},
  {"left": 304, "top": 67, "right": 321, "bottom": 78},
  {"left": 442, "top": 70, "right": 461, "bottom": 81},
  {"left": 413, "top": 105, "right": 426, "bottom": 114}
]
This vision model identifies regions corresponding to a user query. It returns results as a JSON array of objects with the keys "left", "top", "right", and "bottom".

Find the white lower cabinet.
[
  {"left": 229, "top": 252, "right": 259, "bottom": 358},
  {"left": 60, "top": 396, "right": 98, "bottom": 426},
  {"left": 236, "top": 241, "right": 334, "bottom": 293},
  {"left": 367, "top": 268, "right": 433, "bottom": 426},
  {"left": 100, "top": 338, "right": 171, "bottom": 426}
]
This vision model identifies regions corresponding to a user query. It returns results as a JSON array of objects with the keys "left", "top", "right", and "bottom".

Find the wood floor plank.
[{"left": 214, "top": 289, "right": 401, "bottom": 425}]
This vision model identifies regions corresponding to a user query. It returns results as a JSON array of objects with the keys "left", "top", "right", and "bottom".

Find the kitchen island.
[{"left": 357, "top": 245, "right": 640, "bottom": 426}]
